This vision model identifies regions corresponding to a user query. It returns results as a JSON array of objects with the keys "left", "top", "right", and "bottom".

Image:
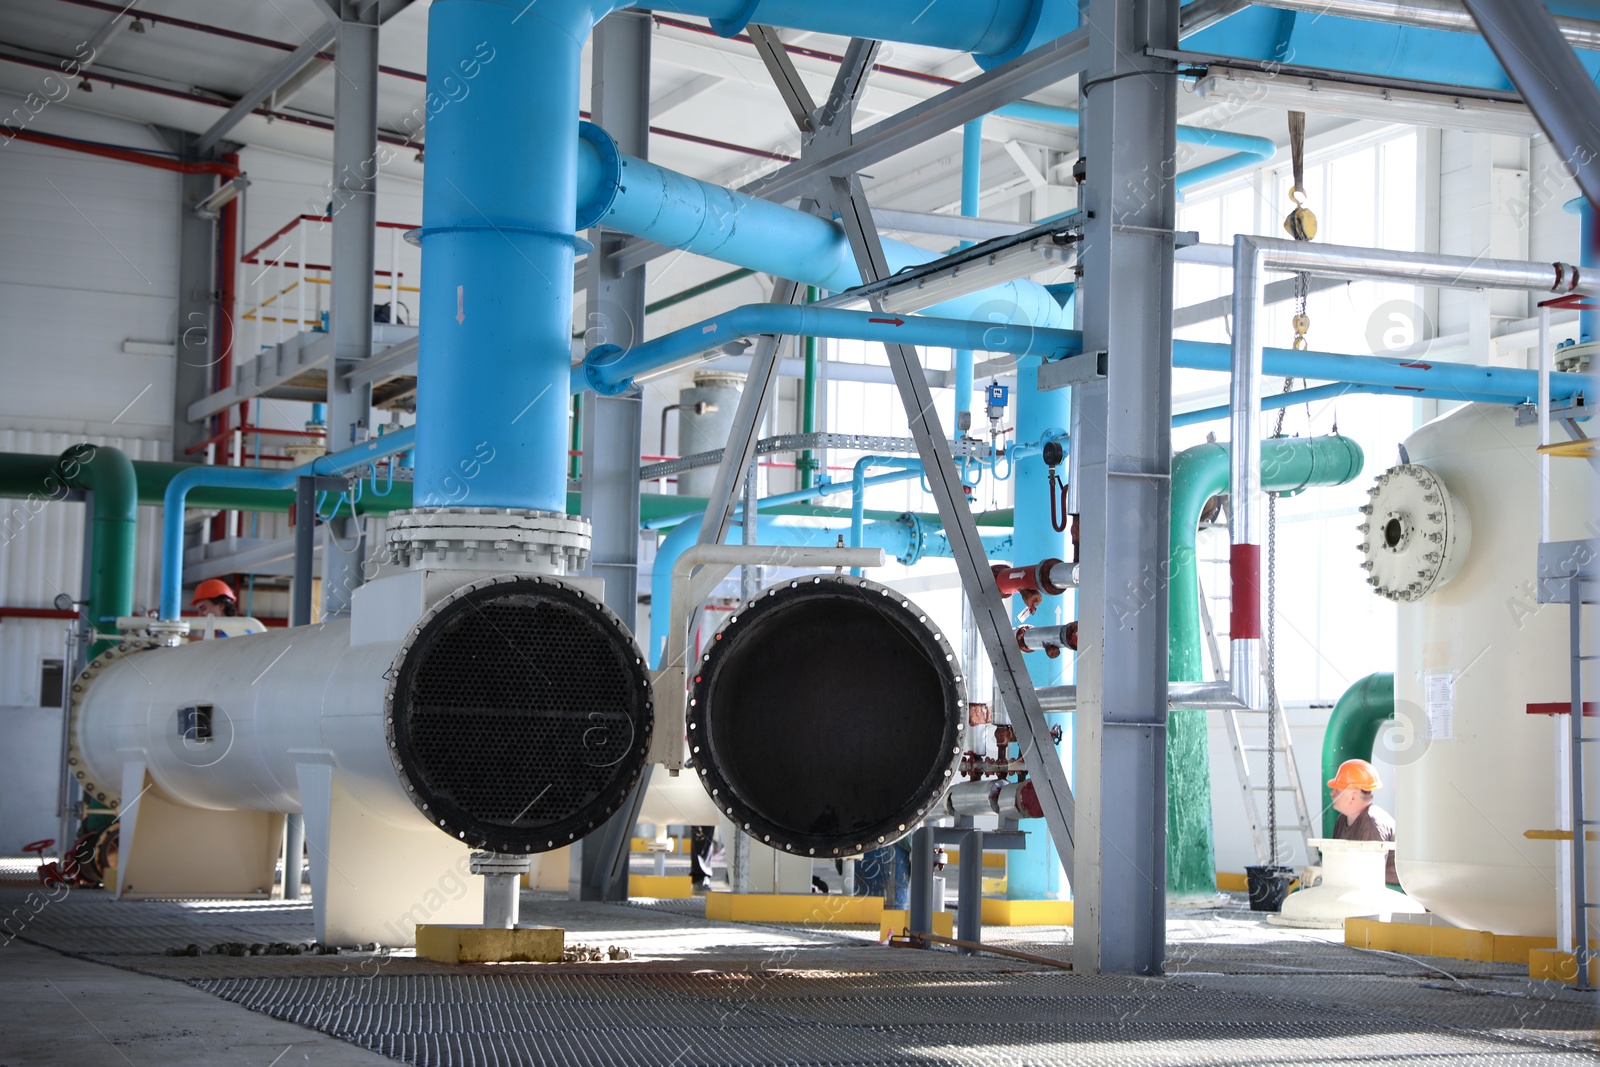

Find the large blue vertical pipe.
[
  {"left": 415, "top": 0, "right": 606, "bottom": 511},
  {"left": 954, "top": 119, "right": 983, "bottom": 432},
  {"left": 1005, "top": 302, "right": 1074, "bottom": 902}
]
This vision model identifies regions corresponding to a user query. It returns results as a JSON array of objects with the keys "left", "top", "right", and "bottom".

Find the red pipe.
[
  {"left": 0, "top": 607, "right": 78, "bottom": 620},
  {"left": 3, "top": 128, "right": 240, "bottom": 176}
]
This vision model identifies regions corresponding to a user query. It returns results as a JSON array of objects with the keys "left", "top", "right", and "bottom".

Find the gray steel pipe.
[
  {"left": 1256, "top": 0, "right": 1600, "bottom": 53},
  {"left": 1035, "top": 681, "right": 1243, "bottom": 714}
]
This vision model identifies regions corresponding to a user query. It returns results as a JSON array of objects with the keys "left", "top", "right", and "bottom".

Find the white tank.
[
  {"left": 1386, "top": 403, "right": 1597, "bottom": 936},
  {"left": 676, "top": 372, "right": 744, "bottom": 497}
]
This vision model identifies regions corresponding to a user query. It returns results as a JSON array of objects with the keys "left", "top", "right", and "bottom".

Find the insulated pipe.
[
  {"left": 1227, "top": 233, "right": 1594, "bottom": 710},
  {"left": 575, "top": 125, "right": 1072, "bottom": 332},
  {"left": 579, "top": 305, "right": 1080, "bottom": 395},
  {"left": 158, "top": 428, "right": 416, "bottom": 620},
  {"left": 945, "top": 779, "right": 1043, "bottom": 820},
  {"left": 1320, "top": 673, "right": 1395, "bottom": 837}
]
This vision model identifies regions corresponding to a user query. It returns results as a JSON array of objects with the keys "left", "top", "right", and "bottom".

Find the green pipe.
[
  {"left": 1167, "top": 434, "right": 1366, "bottom": 895},
  {"left": 60, "top": 446, "right": 138, "bottom": 657},
  {"left": 1320, "top": 673, "right": 1395, "bottom": 837},
  {"left": 798, "top": 285, "right": 820, "bottom": 490},
  {"left": 569, "top": 394, "right": 583, "bottom": 482},
  {"left": 645, "top": 267, "right": 755, "bottom": 317}
]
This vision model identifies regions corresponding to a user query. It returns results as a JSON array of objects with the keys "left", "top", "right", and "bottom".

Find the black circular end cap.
[
  {"left": 387, "top": 577, "right": 652, "bottom": 853},
  {"left": 688, "top": 576, "right": 963, "bottom": 857}
]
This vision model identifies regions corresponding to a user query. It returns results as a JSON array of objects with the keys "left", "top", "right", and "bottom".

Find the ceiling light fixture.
[{"left": 1193, "top": 66, "right": 1540, "bottom": 137}]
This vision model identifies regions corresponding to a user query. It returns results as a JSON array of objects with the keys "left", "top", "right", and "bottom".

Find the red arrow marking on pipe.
[
  {"left": 455, "top": 285, "right": 465, "bottom": 325},
  {"left": 868, "top": 317, "right": 905, "bottom": 326},
  {"left": 1398, "top": 361, "right": 1431, "bottom": 370}
]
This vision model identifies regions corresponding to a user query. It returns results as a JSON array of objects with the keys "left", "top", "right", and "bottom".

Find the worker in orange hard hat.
[
  {"left": 190, "top": 578, "right": 239, "bottom": 618},
  {"left": 1328, "top": 758, "right": 1399, "bottom": 886}
]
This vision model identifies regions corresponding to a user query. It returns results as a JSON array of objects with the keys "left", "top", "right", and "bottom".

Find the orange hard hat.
[
  {"left": 190, "top": 578, "right": 237, "bottom": 605},
  {"left": 1327, "top": 758, "right": 1382, "bottom": 792}
]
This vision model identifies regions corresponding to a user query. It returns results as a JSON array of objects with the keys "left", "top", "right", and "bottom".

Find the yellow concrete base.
[
  {"left": 629, "top": 874, "right": 694, "bottom": 899},
  {"left": 981, "top": 898, "right": 1073, "bottom": 926},
  {"left": 1529, "top": 948, "right": 1600, "bottom": 985},
  {"left": 1216, "top": 872, "right": 1249, "bottom": 892},
  {"left": 1345, "top": 916, "right": 1555, "bottom": 965},
  {"left": 880, "top": 909, "right": 954, "bottom": 941},
  {"left": 705, "top": 893, "right": 883, "bottom": 924},
  {"left": 945, "top": 853, "right": 1007, "bottom": 870},
  {"left": 414, "top": 924, "right": 564, "bottom": 964}
]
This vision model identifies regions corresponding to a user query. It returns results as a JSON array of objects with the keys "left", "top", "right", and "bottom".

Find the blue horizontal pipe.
[
  {"left": 579, "top": 305, "right": 1082, "bottom": 395},
  {"left": 159, "top": 427, "right": 417, "bottom": 621},
  {"left": 1173, "top": 340, "right": 1594, "bottom": 404},
  {"left": 639, "top": 469, "right": 923, "bottom": 531},
  {"left": 994, "top": 101, "right": 1276, "bottom": 191},
  {"left": 650, "top": 509, "right": 1014, "bottom": 667},
  {"left": 1172, "top": 382, "right": 1511, "bottom": 428},
  {"left": 576, "top": 124, "right": 1072, "bottom": 332}
]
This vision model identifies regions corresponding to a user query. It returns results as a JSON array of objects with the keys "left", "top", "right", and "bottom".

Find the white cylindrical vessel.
[
  {"left": 71, "top": 622, "right": 412, "bottom": 822},
  {"left": 676, "top": 372, "right": 743, "bottom": 497},
  {"left": 1391, "top": 403, "right": 1597, "bottom": 936}
]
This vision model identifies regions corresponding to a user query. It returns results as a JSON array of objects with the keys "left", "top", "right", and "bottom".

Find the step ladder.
[
  {"left": 1564, "top": 571, "right": 1596, "bottom": 991},
  {"left": 1197, "top": 563, "right": 1318, "bottom": 867}
]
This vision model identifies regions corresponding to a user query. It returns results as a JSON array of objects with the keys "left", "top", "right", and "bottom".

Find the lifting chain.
[
  {"left": 1283, "top": 111, "right": 1317, "bottom": 351},
  {"left": 1265, "top": 377, "right": 1295, "bottom": 864}
]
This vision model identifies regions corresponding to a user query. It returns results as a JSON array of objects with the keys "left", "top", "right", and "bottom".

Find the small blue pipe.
[
  {"left": 850, "top": 456, "right": 923, "bottom": 575},
  {"left": 576, "top": 125, "right": 1073, "bottom": 332},
  {"left": 994, "top": 101, "right": 1276, "bottom": 191},
  {"left": 1567, "top": 196, "right": 1599, "bottom": 344},
  {"left": 649, "top": 510, "right": 1014, "bottom": 668},
  {"left": 159, "top": 427, "right": 416, "bottom": 621},
  {"left": 1170, "top": 382, "right": 1519, "bottom": 428},
  {"left": 579, "top": 304, "right": 1083, "bottom": 395},
  {"left": 639, "top": 469, "right": 923, "bottom": 530},
  {"left": 1173, "top": 340, "right": 1593, "bottom": 404},
  {"left": 955, "top": 118, "right": 984, "bottom": 431}
]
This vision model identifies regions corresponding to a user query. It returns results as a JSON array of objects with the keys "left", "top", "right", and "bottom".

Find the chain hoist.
[{"left": 1282, "top": 111, "right": 1317, "bottom": 351}]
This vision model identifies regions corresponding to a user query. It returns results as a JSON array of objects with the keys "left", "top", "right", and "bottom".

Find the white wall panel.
[
  {"left": 0, "top": 429, "right": 166, "bottom": 708},
  {"left": 0, "top": 98, "right": 179, "bottom": 441}
]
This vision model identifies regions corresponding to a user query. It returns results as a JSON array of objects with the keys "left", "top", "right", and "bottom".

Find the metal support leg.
[
  {"left": 474, "top": 852, "right": 531, "bottom": 929},
  {"left": 957, "top": 828, "right": 984, "bottom": 952},
  {"left": 283, "top": 814, "right": 304, "bottom": 901},
  {"left": 910, "top": 827, "right": 935, "bottom": 936},
  {"left": 293, "top": 475, "right": 344, "bottom": 628}
]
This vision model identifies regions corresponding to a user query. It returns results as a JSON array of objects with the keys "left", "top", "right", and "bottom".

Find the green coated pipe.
[
  {"left": 1320, "top": 673, "right": 1395, "bottom": 837},
  {"left": 60, "top": 446, "right": 138, "bottom": 657},
  {"left": 1167, "top": 434, "right": 1366, "bottom": 895}
]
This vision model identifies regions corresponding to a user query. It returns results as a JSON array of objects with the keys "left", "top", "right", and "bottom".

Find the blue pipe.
[
  {"left": 650, "top": 509, "right": 1014, "bottom": 667},
  {"left": 955, "top": 118, "right": 984, "bottom": 431},
  {"left": 1173, "top": 381, "right": 1520, "bottom": 428},
  {"left": 850, "top": 456, "right": 923, "bottom": 575},
  {"left": 580, "top": 304, "right": 1082, "bottom": 395},
  {"left": 639, "top": 469, "right": 924, "bottom": 530},
  {"left": 1566, "top": 196, "right": 1599, "bottom": 344},
  {"left": 159, "top": 427, "right": 416, "bottom": 620},
  {"left": 994, "top": 101, "right": 1276, "bottom": 191},
  {"left": 1172, "top": 340, "right": 1594, "bottom": 403},
  {"left": 576, "top": 124, "right": 1073, "bottom": 332}
]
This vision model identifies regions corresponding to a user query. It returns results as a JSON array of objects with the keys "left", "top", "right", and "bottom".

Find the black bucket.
[{"left": 1244, "top": 864, "right": 1296, "bottom": 912}]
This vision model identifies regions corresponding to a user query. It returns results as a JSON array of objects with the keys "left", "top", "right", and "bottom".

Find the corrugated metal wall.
[{"left": 0, "top": 429, "right": 166, "bottom": 706}]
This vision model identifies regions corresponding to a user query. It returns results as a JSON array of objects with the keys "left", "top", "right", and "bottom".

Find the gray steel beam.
[
  {"left": 1267, "top": 0, "right": 1600, "bottom": 52},
  {"left": 322, "top": 0, "right": 381, "bottom": 619},
  {"left": 577, "top": 11, "right": 654, "bottom": 905},
  {"left": 1463, "top": 0, "right": 1600, "bottom": 212},
  {"left": 826, "top": 169, "right": 1077, "bottom": 877},
  {"left": 1177, "top": 0, "right": 1250, "bottom": 36},
  {"left": 1070, "top": 0, "right": 1177, "bottom": 977},
  {"left": 199, "top": 25, "right": 338, "bottom": 153},
  {"left": 158, "top": 127, "right": 221, "bottom": 462},
  {"left": 748, "top": 25, "right": 817, "bottom": 132}
]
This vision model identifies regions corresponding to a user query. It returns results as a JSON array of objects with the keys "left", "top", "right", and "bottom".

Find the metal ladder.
[
  {"left": 1198, "top": 562, "right": 1318, "bottom": 867},
  {"left": 1562, "top": 569, "right": 1596, "bottom": 990}
]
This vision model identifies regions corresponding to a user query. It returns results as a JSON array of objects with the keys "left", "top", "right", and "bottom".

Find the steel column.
[
  {"left": 323, "top": 0, "right": 380, "bottom": 619},
  {"left": 576, "top": 11, "right": 653, "bottom": 904},
  {"left": 957, "top": 828, "right": 984, "bottom": 951},
  {"left": 160, "top": 127, "right": 221, "bottom": 462},
  {"left": 909, "top": 826, "right": 936, "bottom": 935},
  {"left": 1463, "top": 0, "right": 1600, "bottom": 212},
  {"left": 1069, "top": 0, "right": 1177, "bottom": 976}
]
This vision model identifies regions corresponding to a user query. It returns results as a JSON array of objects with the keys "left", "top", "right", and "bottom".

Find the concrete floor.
[{"left": 1, "top": 883, "right": 1595, "bottom": 1066}]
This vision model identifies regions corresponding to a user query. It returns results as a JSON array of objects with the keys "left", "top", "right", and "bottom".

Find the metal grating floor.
[{"left": 4, "top": 887, "right": 1596, "bottom": 1065}]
